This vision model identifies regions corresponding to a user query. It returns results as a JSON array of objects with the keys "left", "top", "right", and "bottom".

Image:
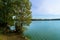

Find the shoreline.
[{"left": 31, "top": 19, "right": 60, "bottom": 21}]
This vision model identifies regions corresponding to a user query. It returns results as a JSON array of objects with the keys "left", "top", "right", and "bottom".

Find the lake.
[{"left": 24, "top": 21, "right": 60, "bottom": 40}]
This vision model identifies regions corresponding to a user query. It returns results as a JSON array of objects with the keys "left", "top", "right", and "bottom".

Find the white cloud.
[{"left": 32, "top": 0, "right": 60, "bottom": 15}]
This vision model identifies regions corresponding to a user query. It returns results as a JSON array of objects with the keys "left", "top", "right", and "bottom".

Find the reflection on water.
[{"left": 24, "top": 21, "right": 60, "bottom": 40}]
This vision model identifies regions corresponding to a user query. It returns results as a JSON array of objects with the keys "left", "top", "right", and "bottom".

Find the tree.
[
  {"left": 13, "top": 0, "right": 32, "bottom": 33},
  {"left": 0, "top": 0, "right": 15, "bottom": 25},
  {"left": 0, "top": 0, "right": 32, "bottom": 34},
  {"left": 0, "top": 0, "right": 14, "bottom": 33}
]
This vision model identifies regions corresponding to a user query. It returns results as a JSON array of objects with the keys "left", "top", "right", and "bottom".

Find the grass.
[
  {"left": 0, "top": 27, "right": 30, "bottom": 40},
  {"left": 0, "top": 33, "right": 29, "bottom": 40}
]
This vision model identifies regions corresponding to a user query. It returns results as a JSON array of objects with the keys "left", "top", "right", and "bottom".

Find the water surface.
[{"left": 24, "top": 21, "right": 60, "bottom": 40}]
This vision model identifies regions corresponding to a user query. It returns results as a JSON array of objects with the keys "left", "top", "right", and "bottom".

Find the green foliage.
[
  {"left": 13, "top": 0, "right": 32, "bottom": 26},
  {"left": 0, "top": 0, "right": 15, "bottom": 25},
  {"left": 0, "top": 0, "right": 32, "bottom": 33}
]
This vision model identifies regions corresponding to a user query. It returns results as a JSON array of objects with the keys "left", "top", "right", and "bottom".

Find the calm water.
[{"left": 24, "top": 21, "right": 60, "bottom": 40}]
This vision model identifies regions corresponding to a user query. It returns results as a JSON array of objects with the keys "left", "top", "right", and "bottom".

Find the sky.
[{"left": 30, "top": 0, "right": 60, "bottom": 19}]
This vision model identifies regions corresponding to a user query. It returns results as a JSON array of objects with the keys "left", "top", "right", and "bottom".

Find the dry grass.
[{"left": 0, "top": 34, "right": 29, "bottom": 40}]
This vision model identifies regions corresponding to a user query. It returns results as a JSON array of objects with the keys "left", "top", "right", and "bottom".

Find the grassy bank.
[{"left": 0, "top": 33, "right": 30, "bottom": 40}]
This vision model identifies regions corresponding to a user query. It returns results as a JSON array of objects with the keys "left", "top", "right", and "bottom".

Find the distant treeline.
[{"left": 31, "top": 19, "right": 60, "bottom": 21}]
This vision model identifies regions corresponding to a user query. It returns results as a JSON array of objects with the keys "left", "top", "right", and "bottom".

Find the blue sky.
[{"left": 30, "top": 0, "right": 60, "bottom": 19}]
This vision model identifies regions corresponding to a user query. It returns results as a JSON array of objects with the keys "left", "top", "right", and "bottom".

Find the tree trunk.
[{"left": 15, "top": 23, "right": 23, "bottom": 34}]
